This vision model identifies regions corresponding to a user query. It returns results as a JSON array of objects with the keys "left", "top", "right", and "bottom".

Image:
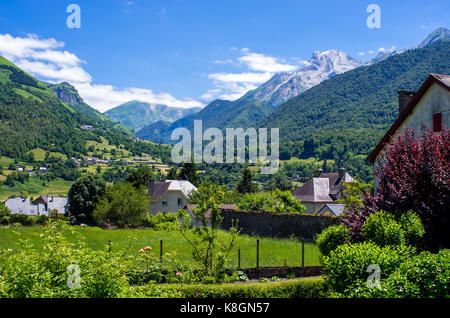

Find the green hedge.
[{"left": 131, "top": 277, "right": 326, "bottom": 298}]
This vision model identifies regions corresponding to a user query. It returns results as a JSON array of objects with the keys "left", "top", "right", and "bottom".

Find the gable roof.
[
  {"left": 150, "top": 180, "right": 197, "bottom": 201},
  {"left": 292, "top": 171, "right": 353, "bottom": 203},
  {"left": 150, "top": 181, "right": 171, "bottom": 201},
  {"left": 367, "top": 73, "right": 450, "bottom": 163},
  {"left": 292, "top": 178, "right": 333, "bottom": 203},
  {"left": 318, "top": 172, "right": 354, "bottom": 196},
  {"left": 316, "top": 203, "right": 345, "bottom": 216}
]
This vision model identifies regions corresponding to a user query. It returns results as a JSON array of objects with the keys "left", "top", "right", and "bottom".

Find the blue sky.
[{"left": 0, "top": 0, "right": 448, "bottom": 111}]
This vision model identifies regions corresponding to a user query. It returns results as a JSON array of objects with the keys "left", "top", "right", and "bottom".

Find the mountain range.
[
  {"left": 137, "top": 49, "right": 364, "bottom": 142},
  {"left": 105, "top": 101, "right": 201, "bottom": 132},
  {"left": 136, "top": 28, "right": 450, "bottom": 145}
]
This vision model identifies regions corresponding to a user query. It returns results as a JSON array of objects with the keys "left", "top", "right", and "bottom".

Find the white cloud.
[
  {"left": 378, "top": 45, "right": 396, "bottom": 53},
  {"left": 205, "top": 48, "right": 300, "bottom": 101},
  {"left": 15, "top": 59, "right": 92, "bottom": 83},
  {"left": 0, "top": 33, "right": 204, "bottom": 111},
  {"left": 208, "top": 72, "right": 273, "bottom": 84},
  {"left": 238, "top": 52, "right": 297, "bottom": 73},
  {"left": 358, "top": 52, "right": 365, "bottom": 56},
  {"left": 76, "top": 83, "right": 202, "bottom": 113}
]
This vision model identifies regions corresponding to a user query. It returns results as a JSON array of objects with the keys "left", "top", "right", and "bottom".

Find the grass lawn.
[
  {"left": 29, "top": 148, "right": 67, "bottom": 161},
  {"left": 0, "top": 225, "right": 322, "bottom": 269},
  {"left": 0, "top": 178, "right": 73, "bottom": 201},
  {"left": 280, "top": 157, "right": 335, "bottom": 166}
]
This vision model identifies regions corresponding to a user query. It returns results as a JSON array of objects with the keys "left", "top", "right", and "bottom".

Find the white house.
[
  {"left": 148, "top": 180, "right": 197, "bottom": 214},
  {"left": 367, "top": 73, "right": 450, "bottom": 188}
]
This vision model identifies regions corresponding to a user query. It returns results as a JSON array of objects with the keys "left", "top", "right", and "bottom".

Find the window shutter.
[{"left": 433, "top": 113, "right": 442, "bottom": 132}]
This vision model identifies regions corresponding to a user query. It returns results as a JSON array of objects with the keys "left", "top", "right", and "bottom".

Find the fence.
[
  {"left": 125, "top": 237, "right": 317, "bottom": 271},
  {"left": 220, "top": 209, "right": 340, "bottom": 240}
]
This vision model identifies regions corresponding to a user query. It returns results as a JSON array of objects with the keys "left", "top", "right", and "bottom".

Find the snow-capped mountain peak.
[{"left": 240, "top": 49, "right": 362, "bottom": 108}]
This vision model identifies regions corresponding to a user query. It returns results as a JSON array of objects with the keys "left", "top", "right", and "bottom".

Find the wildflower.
[
  {"left": 144, "top": 246, "right": 152, "bottom": 251},
  {"left": 139, "top": 249, "right": 144, "bottom": 254},
  {"left": 176, "top": 272, "right": 182, "bottom": 276}
]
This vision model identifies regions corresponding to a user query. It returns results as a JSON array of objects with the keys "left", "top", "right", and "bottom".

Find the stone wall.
[{"left": 220, "top": 209, "right": 340, "bottom": 240}]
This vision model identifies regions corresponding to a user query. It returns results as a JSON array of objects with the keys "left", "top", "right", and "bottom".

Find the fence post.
[
  {"left": 160, "top": 240, "right": 163, "bottom": 264},
  {"left": 108, "top": 240, "right": 111, "bottom": 254},
  {"left": 256, "top": 239, "right": 260, "bottom": 268},
  {"left": 238, "top": 248, "right": 241, "bottom": 269},
  {"left": 301, "top": 238, "right": 305, "bottom": 268}
]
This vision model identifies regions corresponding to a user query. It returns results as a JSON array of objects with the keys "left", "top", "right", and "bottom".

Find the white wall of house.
[
  {"left": 150, "top": 190, "right": 188, "bottom": 214},
  {"left": 374, "top": 83, "right": 450, "bottom": 178},
  {"left": 398, "top": 83, "right": 450, "bottom": 135}
]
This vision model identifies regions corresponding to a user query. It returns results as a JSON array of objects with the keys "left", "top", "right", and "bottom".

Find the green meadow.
[{"left": 0, "top": 225, "right": 321, "bottom": 269}]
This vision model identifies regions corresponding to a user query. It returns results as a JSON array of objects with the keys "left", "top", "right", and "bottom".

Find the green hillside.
[
  {"left": 258, "top": 40, "right": 450, "bottom": 157},
  {"left": 0, "top": 56, "right": 171, "bottom": 162},
  {"left": 45, "top": 82, "right": 133, "bottom": 134}
]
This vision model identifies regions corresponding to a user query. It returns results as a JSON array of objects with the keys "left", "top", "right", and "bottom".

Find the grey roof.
[
  {"left": 150, "top": 180, "right": 197, "bottom": 201},
  {"left": 317, "top": 203, "right": 345, "bottom": 216},
  {"left": 292, "top": 171, "right": 354, "bottom": 203},
  {"left": 5, "top": 197, "right": 38, "bottom": 215},
  {"left": 4, "top": 196, "right": 67, "bottom": 216}
]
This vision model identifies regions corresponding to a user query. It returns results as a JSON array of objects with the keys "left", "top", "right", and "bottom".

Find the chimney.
[
  {"left": 338, "top": 167, "right": 346, "bottom": 177},
  {"left": 316, "top": 168, "right": 323, "bottom": 177},
  {"left": 148, "top": 180, "right": 155, "bottom": 195},
  {"left": 398, "top": 91, "right": 416, "bottom": 115}
]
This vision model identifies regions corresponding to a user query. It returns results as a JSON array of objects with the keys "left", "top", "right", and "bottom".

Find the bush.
[
  {"left": 0, "top": 220, "right": 130, "bottom": 298},
  {"left": 238, "top": 189, "right": 305, "bottom": 214},
  {"left": 93, "top": 183, "right": 150, "bottom": 228},
  {"left": 347, "top": 127, "right": 450, "bottom": 250},
  {"left": 398, "top": 210, "right": 425, "bottom": 245},
  {"left": 315, "top": 225, "right": 350, "bottom": 256},
  {"left": 1, "top": 216, "right": 10, "bottom": 225},
  {"left": 341, "top": 250, "right": 450, "bottom": 298},
  {"left": 322, "top": 242, "right": 415, "bottom": 294},
  {"left": 362, "top": 211, "right": 405, "bottom": 247},
  {"left": 9, "top": 214, "right": 35, "bottom": 226},
  {"left": 375, "top": 250, "right": 449, "bottom": 298},
  {"left": 35, "top": 214, "right": 49, "bottom": 225},
  {"left": 0, "top": 202, "right": 11, "bottom": 218},
  {"left": 130, "top": 277, "right": 327, "bottom": 298},
  {"left": 143, "top": 212, "right": 180, "bottom": 231}
]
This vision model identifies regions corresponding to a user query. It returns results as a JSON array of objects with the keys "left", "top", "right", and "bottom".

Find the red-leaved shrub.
[{"left": 340, "top": 126, "right": 449, "bottom": 251}]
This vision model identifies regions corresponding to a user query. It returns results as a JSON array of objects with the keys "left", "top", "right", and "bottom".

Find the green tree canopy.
[{"left": 67, "top": 174, "right": 106, "bottom": 223}]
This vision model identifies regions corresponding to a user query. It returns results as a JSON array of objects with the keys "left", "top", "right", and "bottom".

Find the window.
[
  {"left": 162, "top": 201, "right": 168, "bottom": 206},
  {"left": 178, "top": 198, "right": 183, "bottom": 205},
  {"left": 433, "top": 113, "right": 442, "bottom": 132}
]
